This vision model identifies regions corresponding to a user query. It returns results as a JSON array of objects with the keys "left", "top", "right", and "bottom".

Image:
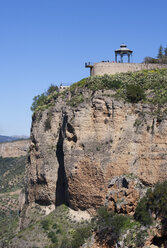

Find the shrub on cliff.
[
  {"left": 87, "top": 74, "right": 122, "bottom": 91},
  {"left": 31, "top": 93, "right": 48, "bottom": 112},
  {"left": 47, "top": 84, "right": 59, "bottom": 95},
  {"left": 60, "top": 223, "right": 93, "bottom": 248},
  {"left": 70, "top": 225, "right": 92, "bottom": 248},
  {"left": 31, "top": 84, "right": 59, "bottom": 112},
  {"left": 68, "top": 94, "right": 84, "bottom": 107},
  {"left": 135, "top": 180, "right": 167, "bottom": 227},
  {"left": 95, "top": 207, "right": 137, "bottom": 246},
  {"left": 125, "top": 84, "right": 145, "bottom": 103},
  {"left": 134, "top": 197, "right": 153, "bottom": 226}
]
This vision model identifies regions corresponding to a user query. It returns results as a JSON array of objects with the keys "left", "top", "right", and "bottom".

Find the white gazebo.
[{"left": 115, "top": 43, "right": 133, "bottom": 63}]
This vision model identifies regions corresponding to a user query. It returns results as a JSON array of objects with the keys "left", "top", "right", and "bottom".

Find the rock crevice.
[{"left": 55, "top": 119, "right": 69, "bottom": 206}]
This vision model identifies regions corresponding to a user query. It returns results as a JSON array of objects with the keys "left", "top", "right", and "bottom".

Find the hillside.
[
  {"left": 3, "top": 69, "right": 167, "bottom": 247},
  {"left": 0, "top": 139, "right": 30, "bottom": 158},
  {"left": 0, "top": 155, "right": 27, "bottom": 246}
]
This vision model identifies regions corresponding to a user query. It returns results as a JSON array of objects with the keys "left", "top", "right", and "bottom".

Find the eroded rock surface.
[
  {"left": 25, "top": 89, "right": 167, "bottom": 212},
  {"left": 106, "top": 175, "right": 147, "bottom": 215}
]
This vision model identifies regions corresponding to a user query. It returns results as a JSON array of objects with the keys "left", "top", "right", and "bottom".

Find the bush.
[
  {"left": 68, "top": 94, "right": 84, "bottom": 107},
  {"left": 70, "top": 225, "right": 92, "bottom": 248},
  {"left": 41, "top": 219, "right": 52, "bottom": 230},
  {"left": 69, "top": 78, "right": 87, "bottom": 92},
  {"left": 87, "top": 74, "right": 122, "bottom": 91},
  {"left": 135, "top": 180, "right": 167, "bottom": 227},
  {"left": 126, "top": 84, "right": 145, "bottom": 103},
  {"left": 135, "top": 230, "right": 147, "bottom": 247},
  {"left": 96, "top": 206, "right": 114, "bottom": 227},
  {"left": 52, "top": 223, "right": 57, "bottom": 229},
  {"left": 134, "top": 197, "right": 153, "bottom": 226},
  {"left": 100, "top": 75, "right": 122, "bottom": 89},
  {"left": 60, "top": 236, "right": 71, "bottom": 248},
  {"left": 59, "top": 224, "right": 92, "bottom": 248},
  {"left": 48, "top": 231, "right": 58, "bottom": 244},
  {"left": 147, "top": 181, "right": 167, "bottom": 228},
  {"left": 96, "top": 207, "right": 137, "bottom": 245}
]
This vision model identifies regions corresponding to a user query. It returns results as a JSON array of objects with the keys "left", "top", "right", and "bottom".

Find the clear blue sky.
[{"left": 0, "top": 0, "right": 167, "bottom": 136}]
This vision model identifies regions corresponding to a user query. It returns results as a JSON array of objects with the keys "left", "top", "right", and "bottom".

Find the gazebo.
[{"left": 115, "top": 44, "right": 133, "bottom": 63}]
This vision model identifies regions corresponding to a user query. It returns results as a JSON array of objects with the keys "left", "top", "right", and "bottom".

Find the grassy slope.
[
  {"left": 9, "top": 204, "right": 146, "bottom": 248},
  {"left": 9, "top": 204, "right": 93, "bottom": 248}
]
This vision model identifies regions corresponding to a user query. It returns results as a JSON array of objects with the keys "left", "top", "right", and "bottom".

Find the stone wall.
[{"left": 90, "top": 62, "right": 167, "bottom": 76}]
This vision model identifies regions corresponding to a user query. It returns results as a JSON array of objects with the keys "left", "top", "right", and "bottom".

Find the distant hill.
[{"left": 0, "top": 135, "right": 29, "bottom": 143}]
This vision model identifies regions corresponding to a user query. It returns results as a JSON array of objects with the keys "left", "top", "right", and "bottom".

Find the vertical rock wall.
[{"left": 25, "top": 90, "right": 167, "bottom": 210}]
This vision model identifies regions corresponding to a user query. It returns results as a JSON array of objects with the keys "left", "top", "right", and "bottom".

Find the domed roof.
[
  {"left": 115, "top": 43, "right": 133, "bottom": 54},
  {"left": 120, "top": 43, "right": 127, "bottom": 48}
]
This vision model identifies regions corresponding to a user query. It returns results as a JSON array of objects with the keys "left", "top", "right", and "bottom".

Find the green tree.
[
  {"left": 164, "top": 46, "right": 167, "bottom": 57},
  {"left": 30, "top": 84, "right": 59, "bottom": 112},
  {"left": 157, "top": 45, "right": 164, "bottom": 59},
  {"left": 143, "top": 56, "right": 158, "bottom": 64},
  {"left": 134, "top": 197, "right": 152, "bottom": 225},
  {"left": 135, "top": 180, "right": 167, "bottom": 228},
  {"left": 30, "top": 93, "right": 47, "bottom": 112},
  {"left": 46, "top": 84, "right": 59, "bottom": 95}
]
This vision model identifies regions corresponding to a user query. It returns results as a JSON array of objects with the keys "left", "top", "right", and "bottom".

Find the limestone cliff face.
[
  {"left": 0, "top": 139, "right": 30, "bottom": 158},
  {"left": 26, "top": 89, "right": 167, "bottom": 211}
]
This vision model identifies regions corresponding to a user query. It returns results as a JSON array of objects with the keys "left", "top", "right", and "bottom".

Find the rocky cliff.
[
  {"left": 0, "top": 139, "right": 30, "bottom": 158},
  {"left": 25, "top": 86, "right": 167, "bottom": 212}
]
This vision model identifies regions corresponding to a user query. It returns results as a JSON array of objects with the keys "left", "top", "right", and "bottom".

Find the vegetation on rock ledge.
[
  {"left": 3, "top": 178, "right": 167, "bottom": 247},
  {"left": 31, "top": 69, "right": 167, "bottom": 113},
  {"left": 135, "top": 180, "right": 167, "bottom": 228}
]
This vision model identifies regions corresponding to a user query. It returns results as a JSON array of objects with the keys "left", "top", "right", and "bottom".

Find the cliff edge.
[{"left": 25, "top": 70, "right": 167, "bottom": 213}]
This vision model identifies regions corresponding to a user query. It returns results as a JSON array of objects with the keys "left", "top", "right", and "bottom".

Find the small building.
[{"left": 58, "top": 85, "right": 70, "bottom": 93}]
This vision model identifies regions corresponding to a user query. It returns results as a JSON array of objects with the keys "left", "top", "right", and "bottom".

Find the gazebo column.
[
  {"left": 121, "top": 54, "right": 123, "bottom": 63},
  {"left": 128, "top": 54, "right": 130, "bottom": 63},
  {"left": 115, "top": 53, "right": 117, "bottom": 62}
]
